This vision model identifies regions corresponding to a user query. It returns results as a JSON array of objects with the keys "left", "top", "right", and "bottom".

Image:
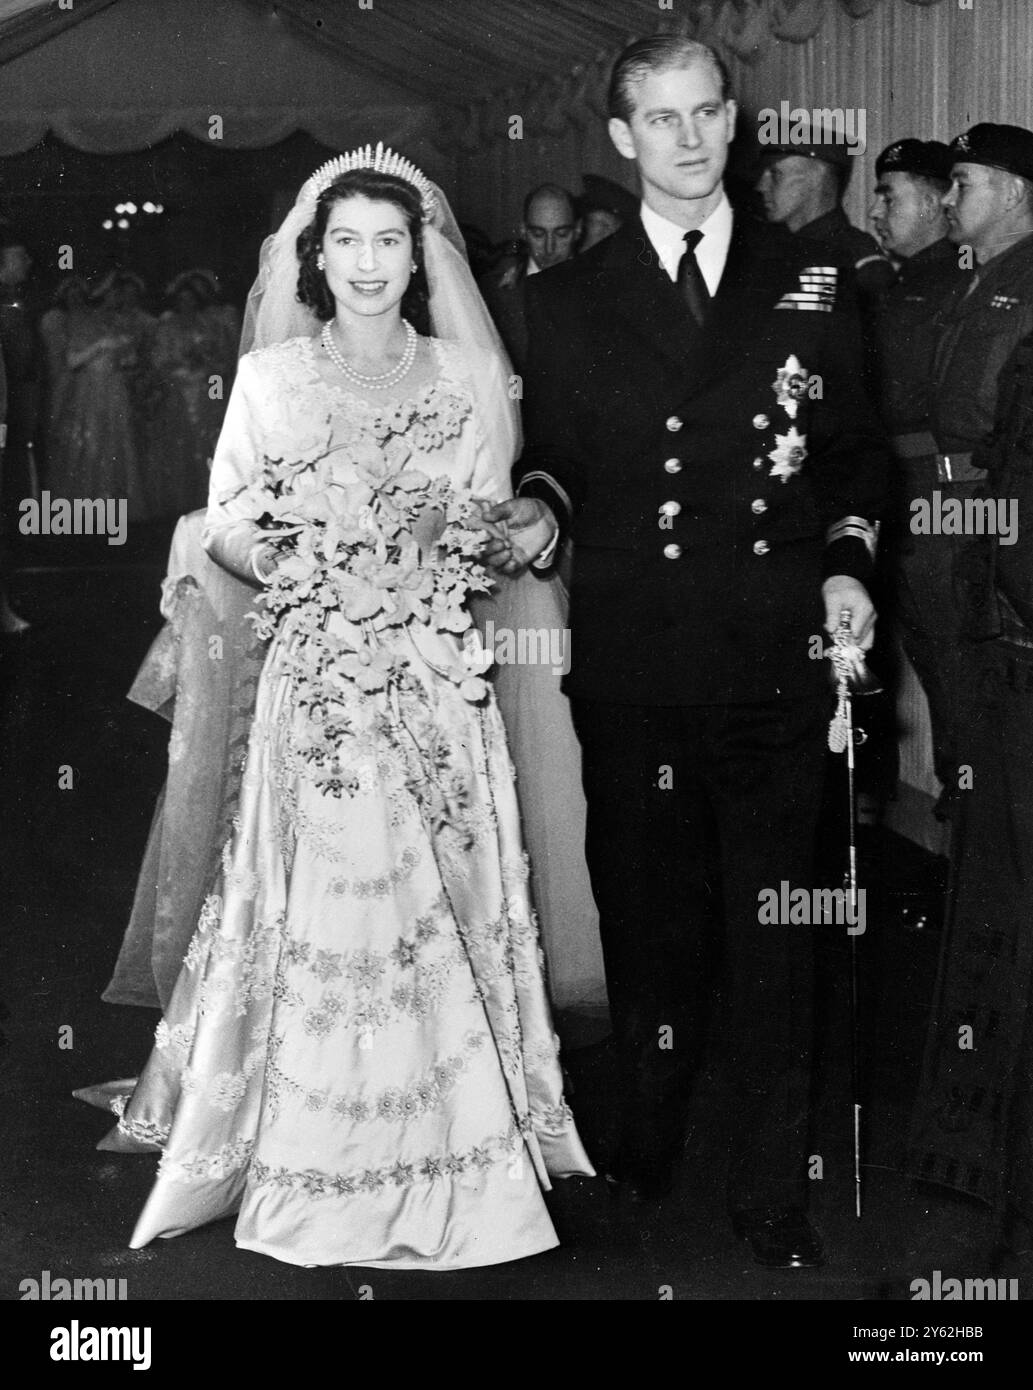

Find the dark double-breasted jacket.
[{"left": 514, "top": 211, "right": 888, "bottom": 706}]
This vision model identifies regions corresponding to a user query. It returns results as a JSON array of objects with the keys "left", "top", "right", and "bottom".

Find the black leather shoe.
[{"left": 731, "top": 1208, "right": 824, "bottom": 1268}]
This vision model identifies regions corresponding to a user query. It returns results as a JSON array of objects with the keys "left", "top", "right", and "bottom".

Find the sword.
[{"left": 827, "top": 606, "right": 877, "bottom": 1219}]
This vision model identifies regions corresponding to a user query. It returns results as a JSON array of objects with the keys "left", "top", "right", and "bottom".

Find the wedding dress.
[{"left": 86, "top": 333, "right": 593, "bottom": 1268}]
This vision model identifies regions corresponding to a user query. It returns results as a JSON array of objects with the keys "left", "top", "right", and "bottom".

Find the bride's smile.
[{"left": 321, "top": 195, "right": 413, "bottom": 322}]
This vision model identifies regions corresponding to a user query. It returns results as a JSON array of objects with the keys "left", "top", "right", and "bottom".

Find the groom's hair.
[
  {"left": 296, "top": 169, "right": 430, "bottom": 332},
  {"left": 607, "top": 37, "right": 733, "bottom": 123}
]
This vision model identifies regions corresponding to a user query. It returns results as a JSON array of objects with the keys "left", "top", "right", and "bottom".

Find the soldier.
[
  {"left": 917, "top": 123, "right": 1033, "bottom": 812},
  {"left": 907, "top": 321, "right": 1033, "bottom": 1258},
  {"left": 756, "top": 127, "right": 895, "bottom": 311},
  {"left": 868, "top": 139, "right": 971, "bottom": 811}
]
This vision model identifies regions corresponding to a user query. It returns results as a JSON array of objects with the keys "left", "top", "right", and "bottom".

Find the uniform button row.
[
  {"left": 659, "top": 500, "right": 681, "bottom": 517},
  {"left": 665, "top": 416, "right": 683, "bottom": 432},
  {"left": 663, "top": 539, "right": 769, "bottom": 558},
  {"left": 664, "top": 458, "right": 682, "bottom": 474}
]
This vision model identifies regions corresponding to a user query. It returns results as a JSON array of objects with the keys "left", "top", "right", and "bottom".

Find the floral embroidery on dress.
[
  {"left": 112, "top": 1101, "right": 170, "bottom": 1149},
  {"left": 265, "top": 1029, "right": 488, "bottom": 1121},
  {"left": 158, "top": 1136, "right": 254, "bottom": 1182},
  {"left": 247, "top": 1125, "right": 524, "bottom": 1199},
  {"left": 154, "top": 1020, "right": 196, "bottom": 1057}
]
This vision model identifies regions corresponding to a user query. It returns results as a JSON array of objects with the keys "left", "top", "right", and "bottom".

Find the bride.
[{"left": 83, "top": 147, "right": 593, "bottom": 1269}]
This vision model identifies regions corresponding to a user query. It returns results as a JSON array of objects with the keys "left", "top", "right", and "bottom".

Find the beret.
[
  {"left": 875, "top": 138, "right": 954, "bottom": 183},
  {"left": 948, "top": 123, "right": 1033, "bottom": 182}
]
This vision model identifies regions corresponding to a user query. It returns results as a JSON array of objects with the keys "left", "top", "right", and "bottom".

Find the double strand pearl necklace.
[{"left": 321, "top": 318, "right": 417, "bottom": 389}]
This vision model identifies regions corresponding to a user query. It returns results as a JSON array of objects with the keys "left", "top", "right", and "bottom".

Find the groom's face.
[{"left": 608, "top": 61, "right": 736, "bottom": 219}]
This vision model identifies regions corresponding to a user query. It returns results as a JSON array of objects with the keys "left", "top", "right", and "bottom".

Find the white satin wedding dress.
[{"left": 85, "top": 335, "right": 593, "bottom": 1269}]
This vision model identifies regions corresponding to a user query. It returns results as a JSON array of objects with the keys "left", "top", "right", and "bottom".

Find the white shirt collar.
[
  {"left": 640, "top": 193, "right": 734, "bottom": 295},
  {"left": 526, "top": 256, "right": 542, "bottom": 276}
]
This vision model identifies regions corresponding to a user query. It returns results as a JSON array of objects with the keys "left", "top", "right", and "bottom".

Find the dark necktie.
[{"left": 676, "top": 228, "right": 709, "bottom": 327}]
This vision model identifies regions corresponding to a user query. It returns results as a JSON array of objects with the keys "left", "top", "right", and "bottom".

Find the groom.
[{"left": 483, "top": 37, "right": 887, "bottom": 1269}]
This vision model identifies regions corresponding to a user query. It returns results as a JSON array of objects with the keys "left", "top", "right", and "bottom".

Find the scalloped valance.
[{"left": 442, "top": 0, "right": 953, "bottom": 152}]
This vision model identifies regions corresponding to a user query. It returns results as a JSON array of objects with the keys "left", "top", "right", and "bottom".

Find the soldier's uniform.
[
  {"left": 908, "top": 319, "right": 1033, "bottom": 1237},
  {"left": 870, "top": 140, "right": 973, "bottom": 793},
  {"left": 910, "top": 126, "right": 1033, "bottom": 794},
  {"left": 794, "top": 204, "right": 896, "bottom": 310},
  {"left": 757, "top": 136, "right": 895, "bottom": 312}
]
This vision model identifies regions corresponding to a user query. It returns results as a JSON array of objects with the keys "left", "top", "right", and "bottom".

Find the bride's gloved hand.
[{"left": 474, "top": 497, "right": 558, "bottom": 576}]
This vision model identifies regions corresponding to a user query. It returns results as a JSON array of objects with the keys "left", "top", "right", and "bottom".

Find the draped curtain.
[
  {"left": 6, "top": 0, "right": 1027, "bottom": 231},
  {"left": 449, "top": 0, "right": 1033, "bottom": 239}
]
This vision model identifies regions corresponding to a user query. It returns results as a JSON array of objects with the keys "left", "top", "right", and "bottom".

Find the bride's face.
[{"left": 322, "top": 195, "right": 413, "bottom": 321}]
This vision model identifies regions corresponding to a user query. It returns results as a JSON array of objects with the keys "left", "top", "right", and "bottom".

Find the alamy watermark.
[
  {"left": 910, "top": 1269, "right": 1018, "bottom": 1301},
  {"left": 19, "top": 493, "right": 127, "bottom": 546},
  {"left": 463, "top": 621, "right": 570, "bottom": 676},
  {"left": 756, "top": 102, "right": 867, "bottom": 156},
  {"left": 910, "top": 491, "right": 1017, "bottom": 545},
  {"left": 20, "top": 1269, "right": 127, "bottom": 1300},
  {"left": 758, "top": 881, "right": 866, "bottom": 935}
]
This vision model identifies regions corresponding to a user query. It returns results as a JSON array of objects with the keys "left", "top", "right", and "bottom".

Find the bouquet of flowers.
[{"left": 233, "top": 388, "right": 496, "bottom": 798}]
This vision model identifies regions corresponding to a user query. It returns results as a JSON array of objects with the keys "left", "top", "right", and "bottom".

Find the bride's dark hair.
[{"left": 296, "top": 170, "right": 430, "bottom": 334}]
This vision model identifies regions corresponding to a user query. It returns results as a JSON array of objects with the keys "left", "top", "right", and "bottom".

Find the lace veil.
[{"left": 238, "top": 160, "right": 521, "bottom": 473}]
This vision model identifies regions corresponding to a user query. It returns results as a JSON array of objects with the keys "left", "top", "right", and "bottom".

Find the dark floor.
[{"left": 0, "top": 534, "right": 1027, "bottom": 1303}]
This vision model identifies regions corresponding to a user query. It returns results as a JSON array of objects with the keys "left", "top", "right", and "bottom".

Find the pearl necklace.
[{"left": 321, "top": 319, "right": 417, "bottom": 389}]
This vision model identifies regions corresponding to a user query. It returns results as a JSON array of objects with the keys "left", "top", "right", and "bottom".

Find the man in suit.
[
  {"left": 478, "top": 184, "right": 580, "bottom": 371},
  {"left": 482, "top": 37, "right": 886, "bottom": 1269}
]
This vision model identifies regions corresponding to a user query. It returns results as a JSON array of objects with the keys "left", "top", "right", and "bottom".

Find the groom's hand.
[
  {"left": 476, "top": 497, "right": 558, "bottom": 576},
  {"left": 822, "top": 575, "right": 876, "bottom": 650}
]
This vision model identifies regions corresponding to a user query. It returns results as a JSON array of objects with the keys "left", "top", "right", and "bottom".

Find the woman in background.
[
  {"left": 146, "top": 270, "right": 232, "bottom": 516},
  {"left": 39, "top": 273, "right": 90, "bottom": 480},
  {"left": 45, "top": 271, "right": 150, "bottom": 517}
]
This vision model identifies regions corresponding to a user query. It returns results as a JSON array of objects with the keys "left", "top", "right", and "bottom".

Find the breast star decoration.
[
  {"left": 772, "top": 354, "right": 809, "bottom": 419},
  {"left": 768, "top": 425, "right": 808, "bottom": 482}
]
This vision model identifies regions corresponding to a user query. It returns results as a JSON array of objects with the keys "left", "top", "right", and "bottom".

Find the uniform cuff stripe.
[{"left": 518, "top": 470, "right": 572, "bottom": 520}]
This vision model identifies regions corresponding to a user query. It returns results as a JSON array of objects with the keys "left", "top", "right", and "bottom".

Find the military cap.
[
  {"left": 875, "top": 139, "right": 954, "bottom": 183},
  {"left": 578, "top": 174, "right": 639, "bottom": 224},
  {"left": 757, "top": 120, "right": 853, "bottom": 172},
  {"left": 948, "top": 123, "right": 1033, "bottom": 183}
]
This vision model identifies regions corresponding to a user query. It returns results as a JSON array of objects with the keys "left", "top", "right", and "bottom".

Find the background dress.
[
  {"left": 145, "top": 306, "right": 230, "bottom": 516},
  {"left": 45, "top": 308, "right": 150, "bottom": 517},
  {"left": 96, "top": 334, "right": 592, "bottom": 1269}
]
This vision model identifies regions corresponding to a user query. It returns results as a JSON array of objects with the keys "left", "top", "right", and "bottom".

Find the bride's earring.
[
  {"left": 317, "top": 253, "right": 326, "bottom": 271},
  {"left": 411, "top": 263, "right": 418, "bottom": 274}
]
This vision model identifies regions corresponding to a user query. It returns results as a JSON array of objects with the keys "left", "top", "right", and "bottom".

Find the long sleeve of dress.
[
  {"left": 203, "top": 353, "right": 271, "bottom": 582},
  {"left": 469, "top": 348, "right": 516, "bottom": 503}
]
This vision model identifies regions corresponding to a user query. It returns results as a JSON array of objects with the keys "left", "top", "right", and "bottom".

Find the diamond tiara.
[{"left": 303, "top": 142, "right": 436, "bottom": 216}]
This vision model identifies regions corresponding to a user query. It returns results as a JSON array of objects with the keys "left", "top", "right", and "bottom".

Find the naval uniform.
[{"left": 516, "top": 200, "right": 887, "bottom": 1210}]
